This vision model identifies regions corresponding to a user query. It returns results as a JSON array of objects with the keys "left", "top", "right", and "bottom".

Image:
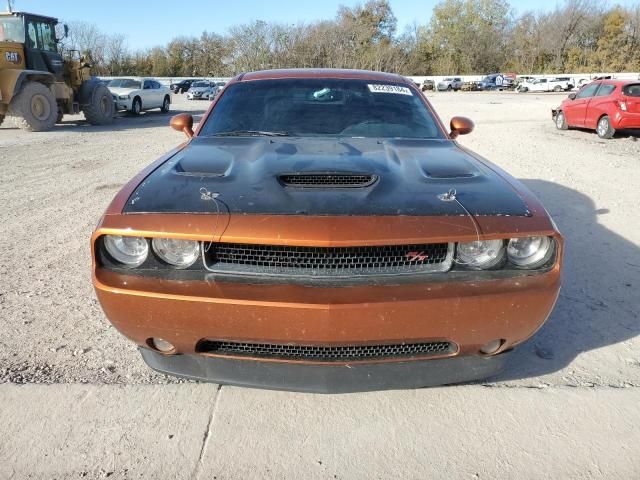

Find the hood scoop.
[
  {"left": 279, "top": 173, "right": 377, "bottom": 188},
  {"left": 173, "top": 145, "right": 234, "bottom": 177}
]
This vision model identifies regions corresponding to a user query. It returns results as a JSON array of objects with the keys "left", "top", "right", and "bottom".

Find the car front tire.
[
  {"left": 161, "top": 95, "right": 170, "bottom": 113},
  {"left": 555, "top": 111, "right": 568, "bottom": 130},
  {"left": 130, "top": 97, "right": 142, "bottom": 115}
]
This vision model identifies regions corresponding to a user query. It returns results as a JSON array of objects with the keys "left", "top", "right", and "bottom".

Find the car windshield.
[
  {"left": 0, "top": 16, "right": 25, "bottom": 43},
  {"left": 199, "top": 79, "right": 443, "bottom": 139},
  {"left": 443, "top": 78, "right": 453, "bottom": 81},
  {"left": 108, "top": 79, "right": 141, "bottom": 89},
  {"left": 192, "top": 82, "right": 209, "bottom": 88}
]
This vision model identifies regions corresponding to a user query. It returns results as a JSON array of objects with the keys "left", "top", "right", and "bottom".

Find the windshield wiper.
[{"left": 212, "top": 130, "right": 290, "bottom": 137}]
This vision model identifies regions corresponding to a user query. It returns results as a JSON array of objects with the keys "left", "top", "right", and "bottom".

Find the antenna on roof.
[{"left": 7, "top": 0, "right": 14, "bottom": 12}]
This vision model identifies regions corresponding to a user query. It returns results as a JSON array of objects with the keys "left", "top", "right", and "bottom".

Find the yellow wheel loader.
[{"left": 0, "top": 10, "right": 114, "bottom": 131}]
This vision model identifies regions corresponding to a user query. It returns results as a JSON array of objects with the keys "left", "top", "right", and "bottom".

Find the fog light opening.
[
  {"left": 148, "top": 337, "right": 176, "bottom": 354},
  {"left": 479, "top": 339, "right": 505, "bottom": 355}
]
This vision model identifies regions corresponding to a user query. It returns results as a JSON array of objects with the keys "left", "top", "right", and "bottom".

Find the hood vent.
[{"left": 279, "top": 173, "right": 377, "bottom": 188}]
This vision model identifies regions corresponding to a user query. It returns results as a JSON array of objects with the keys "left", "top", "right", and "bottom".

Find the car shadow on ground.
[
  {"left": 59, "top": 109, "right": 208, "bottom": 133},
  {"left": 491, "top": 179, "right": 639, "bottom": 382},
  {"left": 569, "top": 127, "right": 640, "bottom": 139}
]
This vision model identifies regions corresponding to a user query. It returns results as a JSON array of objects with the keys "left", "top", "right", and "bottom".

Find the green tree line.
[{"left": 62, "top": 0, "right": 640, "bottom": 77}]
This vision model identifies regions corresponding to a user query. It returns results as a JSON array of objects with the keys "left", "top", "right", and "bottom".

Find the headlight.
[
  {"left": 507, "top": 236, "right": 552, "bottom": 268},
  {"left": 104, "top": 235, "right": 148, "bottom": 267},
  {"left": 118, "top": 94, "right": 130, "bottom": 100},
  {"left": 152, "top": 238, "right": 200, "bottom": 268},
  {"left": 456, "top": 239, "right": 505, "bottom": 269}
]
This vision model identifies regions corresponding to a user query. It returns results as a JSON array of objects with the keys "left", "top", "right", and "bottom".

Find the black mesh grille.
[
  {"left": 197, "top": 340, "right": 454, "bottom": 361},
  {"left": 208, "top": 243, "right": 451, "bottom": 275},
  {"left": 279, "top": 174, "right": 376, "bottom": 188}
]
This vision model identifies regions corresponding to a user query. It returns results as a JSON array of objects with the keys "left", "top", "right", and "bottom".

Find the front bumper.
[
  {"left": 114, "top": 98, "right": 133, "bottom": 111},
  {"left": 95, "top": 263, "right": 560, "bottom": 391},
  {"left": 140, "top": 347, "right": 512, "bottom": 393},
  {"left": 96, "top": 266, "right": 560, "bottom": 352},
  {"left": 93, "top": 213, "right": 562, "bottom": 392}
]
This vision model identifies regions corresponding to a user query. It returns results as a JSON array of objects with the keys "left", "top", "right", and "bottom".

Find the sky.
[{"left": 7, "top": 0, "right": 638, "bottom": 50}]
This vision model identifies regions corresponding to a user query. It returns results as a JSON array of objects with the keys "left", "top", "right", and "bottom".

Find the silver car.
[
  {"left": 186, "top": 81, "right": 216, "bottom": 100},
  {"left": 205, "top": 82, "right": 226, "bottom": 100},
  {"left": 437, "top": 77, "right": 464, "bottom": 91}
]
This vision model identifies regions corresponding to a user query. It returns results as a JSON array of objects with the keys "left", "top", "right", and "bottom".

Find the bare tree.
[{"left": 54, "top": 1, "right": 640, "bottom": 79}]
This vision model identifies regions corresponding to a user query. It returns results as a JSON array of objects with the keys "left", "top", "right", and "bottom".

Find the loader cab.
[{"left": 10, "top": 12, "right": 64, "bottom": 81}]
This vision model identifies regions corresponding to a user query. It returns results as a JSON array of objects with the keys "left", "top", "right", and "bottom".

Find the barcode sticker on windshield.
[{"left": 367, "top": 84, "right": 413, "bottom": 96}]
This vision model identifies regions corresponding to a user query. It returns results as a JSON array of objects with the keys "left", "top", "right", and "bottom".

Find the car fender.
[
  {"left": 132, "top": 91, "right": 143, "bottom": 107},
  {"left": 0, "top": 69, "right": 55, "bottom": 104}
]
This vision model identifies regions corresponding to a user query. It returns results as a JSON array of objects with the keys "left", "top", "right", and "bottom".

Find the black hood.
[{"left": 124, "top": 137, "right": 530, "bottom": 217}]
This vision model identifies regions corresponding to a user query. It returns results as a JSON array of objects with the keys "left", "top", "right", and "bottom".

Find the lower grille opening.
[{"left": 196, "top": 340, "right": 455, "bottom": 362}]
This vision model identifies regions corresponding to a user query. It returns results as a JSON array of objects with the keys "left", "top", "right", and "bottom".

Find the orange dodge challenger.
[{"left": 92, "top": 69, "right": 562, "bottom": 393}]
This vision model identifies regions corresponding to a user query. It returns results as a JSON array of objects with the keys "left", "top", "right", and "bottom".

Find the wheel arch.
[
  {"left": 130, "top": 95, "right": 142, "bottom": 113},
  {"left": 595, "top": 112, "right": 614, "bottom": 130},
  {"left": 555, "top": 108, "right": 570, "bottom": 128},
  {"left": 0, "top": 69, "right": 55, "bottom": 105}
]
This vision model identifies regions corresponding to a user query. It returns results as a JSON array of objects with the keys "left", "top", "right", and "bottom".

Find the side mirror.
[
  {"left": 63, "top": 24, "right": 69, "bottom": 39},
  {"left": 449, "top": 116, "right": 474, "bottom": 139},
  {"left": 568, "top": 93, "right": 577, "bottom": 100},
  {"left": 170, "top": 113, "right": 194, "bottom": 138}
]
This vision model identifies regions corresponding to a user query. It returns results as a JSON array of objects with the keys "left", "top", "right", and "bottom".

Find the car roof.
[
  {"left": 595, "top": 79, "right": 639, "bottom": 86},
  {"left": 237, "top": 68, "right": 409, "bottom": 84}
]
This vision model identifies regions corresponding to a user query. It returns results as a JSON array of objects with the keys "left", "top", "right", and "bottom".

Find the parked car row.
[
  {"left": 430, "top": 73, "right": 516, "bottom": 92},
  {"left": 169, "top": 79, "right": 227, "bottom": 96},
  {"left": 552, "top": 79, "right": 640, "bottom": 139},
  {"left": 477, "top": 73, "right": 516, "bottom": 91},
  {"left": 103, "top": 77, "right": 227, "bottom": 115},
  {"left": 517, "top": 77, "right": 574, "bottom": 93},
  {"left": 170, "top": 79, "right": 197, "bottom": 94},
  {"left": 420, "top": 74, "right": 627, "bottom": 95}
]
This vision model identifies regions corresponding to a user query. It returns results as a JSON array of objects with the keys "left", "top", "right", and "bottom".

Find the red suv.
[{"left": 552, "top": 80, "right": 640, "bottom": 138}]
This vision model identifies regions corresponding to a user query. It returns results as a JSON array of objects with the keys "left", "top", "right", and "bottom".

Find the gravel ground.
[{"left": 0, "top": 91, "right": 639, "bottom": 389}]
